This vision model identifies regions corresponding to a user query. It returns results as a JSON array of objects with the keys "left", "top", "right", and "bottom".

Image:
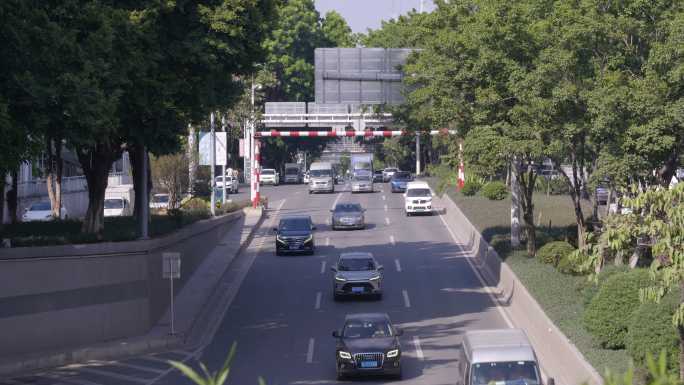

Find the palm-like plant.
[{"left": 168, "top": 343, "right": 265, "bottom": 385}]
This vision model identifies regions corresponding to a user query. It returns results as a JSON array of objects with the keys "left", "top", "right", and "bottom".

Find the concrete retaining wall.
[
  {"left": 434, "top": 193, "right": 602, "bottom": 385},
  {"left": 0, "top": 210, "right": 243, "bottom": 358}
]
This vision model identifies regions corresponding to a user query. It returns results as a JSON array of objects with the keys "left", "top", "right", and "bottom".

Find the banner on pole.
[{"left": 199, "top": 132, "right": 227, "bottom": 166}]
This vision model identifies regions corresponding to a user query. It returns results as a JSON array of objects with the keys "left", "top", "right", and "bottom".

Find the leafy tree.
[
  {"left": 321, "top": 10, "right": 356, "bottom": 47},
  {"left": 151, "top": 152, "right": 189, "bottom": 210}
]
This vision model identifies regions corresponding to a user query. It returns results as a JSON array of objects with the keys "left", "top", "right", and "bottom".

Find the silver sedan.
[
  {"left": 331, "top": 252, "right": 383, "bottom": 300},
  {"left": 351, "top": 175, "right": 374, "bottom": 193},
  {"left": 331, "top": 203, "right": 366, "bottom": 230}
]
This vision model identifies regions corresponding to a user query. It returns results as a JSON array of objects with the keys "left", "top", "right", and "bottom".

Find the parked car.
[
  {"left": 260, "top": 168, "right": 279, "bottom": 185},
  {"left": 22, "top": 201, "right": 67, "bottom": 221},
  {"left": 273, "top": 215, "right": 316, "bottom": 255},
  {"left": 331, "top": 203, "right": 366, "bottom": 230},
  {"left": 150, "top": 193, "right": 169, "bottom": 209},
  {"left": 333, "top": 313, "right": 403, "bottom": 379},
  {"left": 351, "top": 174, "right": 374, "bottom": 193},
  {"left": 373, "top": 170, "right": 383, "bottom": 183},
  {"left": 331, "top": 252, "right": 383, "bottom": 299},
  {"left": 215, "top": 175, "right": 239, "bottom": 193},
  {"left": 390, "top": 171, "right": 412, "bottom": 193},
  {"left": 382, "top": 168, "right": 398, "bottom": 182}
]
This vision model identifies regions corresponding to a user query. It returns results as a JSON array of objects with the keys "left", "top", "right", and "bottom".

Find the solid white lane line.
[
  {"left": 390, "top": 235, "right": 396, "bottom": 246},
  {"left": 331, "top": 192, "right": 343, "bottom": 209},
  {"left": 326, "top": 217, "right": 331, "bottom": 225},
  {"left": 437, "top": 211, "right": 515, "bottom": 328},
  {"left": 382, "top": 195, "right": 386, "bottom": 201},
  {"left": 384, "top": 204, "right": 388, "bottom": 212},
  {"left": 315, "top": 292, "right": 322, "bottom": 310},
  {"left": 306, "top": 338, "right": 315, "bottom": 363},
  {"left": 320, "top": 261, "right": 326, "bottom": 274},
  {"left": 402, "top": 289, "right": 411, "bottom": 308},
  {"left": 395, "top": 259, "right": 402, "bottom": 272},
  {"left": 385, "top": 217, "right": 391, "bottom": 225},
  {"left": 413, "top": 336, "right": 424, "bottom": 360},
  {"left": 325, "top": 237, "right": 330, "bottom": 246}
]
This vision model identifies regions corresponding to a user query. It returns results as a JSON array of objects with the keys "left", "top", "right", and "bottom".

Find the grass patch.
[
  {"left": 427, "top": 177, "right": 630, "bottom": 376},
  {"left": 1, "top": 199, "right": 250, "bottom": 247}
]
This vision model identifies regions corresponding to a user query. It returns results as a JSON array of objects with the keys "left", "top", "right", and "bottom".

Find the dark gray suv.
[
  {"left": 333, "top": 313, "right": 403, "bottom": 380},
  {"left": 273, "top": 216, "right": 315, "bottom": 255}
]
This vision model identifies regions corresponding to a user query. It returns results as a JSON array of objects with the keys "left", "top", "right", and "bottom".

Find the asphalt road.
[{"left": 3, "top": 181, "right": 509, "bottom": 385}]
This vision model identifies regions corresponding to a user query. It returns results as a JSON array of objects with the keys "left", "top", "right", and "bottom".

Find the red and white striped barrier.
[
  {"left": 255, "top": 129, "right": 457, "bottom": 138},
  {"left": 252, "top": 140, "right": 261, "bottom": 208}
]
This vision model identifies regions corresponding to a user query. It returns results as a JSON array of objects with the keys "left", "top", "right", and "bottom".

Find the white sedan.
[
  {"left": 260, "top": 169, "right": 279, "bottom": 185},
  {"left": 215, "top": 175, "right": 239, "bottom": 193},
  {"left": 22, "top": 201, "right": 68, "bottom": 221}
]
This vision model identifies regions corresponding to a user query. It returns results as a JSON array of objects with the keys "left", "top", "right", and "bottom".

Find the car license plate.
[
  {"left": 351, "top": 287, "right": 364, "bottom": 293},
  {"left": 361, "top": 361, "right": 378, "bottom": 368},
  {"left": 289, "top": 245, "right": 299, "bottom": 250}
]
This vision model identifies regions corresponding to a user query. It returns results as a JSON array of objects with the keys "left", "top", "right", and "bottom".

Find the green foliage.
[
  {"left": 627, "top": 291, "right": 680, "bottom": 376},
  {"left": 535, "top": 177, "right": 571, "bottom": 195},
  {"left": 426, "top": 163, "right": 457, "bottom": 196},
  {"left": 481, "top": 181, "right": 508, "bottom": 201},
  {"left": 321, "top": 11, "right": 355, "bottom": 47},
  {"left": 580, "top": 265, "right": 631, "bottom": 306},
  {"left": 461, "top": 180, "right": 482, "bottom": 196},
  {"left": 584, "top": 269, "right": 652, "bottom": 349},
  {"left": 169, "top": 342, "right": 240, "bottom": 385},
  {"left": 463, "top": 126, "right": 508, "bottom": 179},
  {"left": 604, "top": 352, "right": 680, "bottom": 385},
  {"left": 537, "top": 241, "right": 575, "bottom": 266}
]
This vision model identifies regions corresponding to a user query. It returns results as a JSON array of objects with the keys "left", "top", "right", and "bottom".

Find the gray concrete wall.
[
  {"left": 0, "top": 210, "right": 243, "bottom": 358},
  {"left": 434, "top": 193, "right": 603, "bottom": 385}
]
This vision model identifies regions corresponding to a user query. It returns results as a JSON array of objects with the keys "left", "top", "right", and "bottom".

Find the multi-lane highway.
[{"left": 3, "top": 181, "right": 510, "bottom": 385}]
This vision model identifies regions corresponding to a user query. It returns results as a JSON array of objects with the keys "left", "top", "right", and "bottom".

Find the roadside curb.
[
  {"left": 434, "top": 193, "right": 603, "bottom": 385},
  {"left": 0, "top": 207, "right": 265, "bottom": 378}
]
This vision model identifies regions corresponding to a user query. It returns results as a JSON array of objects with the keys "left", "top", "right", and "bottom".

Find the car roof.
[
  {"left": 339, "top": 252, "right": 374, "bottom": 260},
  {"left": 344, "top": 313, "right": 390, "bottom": 322},
  {"left": 463, "top": 329, "right": 537, "bottom": 364}
]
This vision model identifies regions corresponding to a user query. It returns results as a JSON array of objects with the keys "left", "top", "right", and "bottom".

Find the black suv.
[
  {"left": 333, "top": 313, "right": 403, "bottom": 379},
  {"left": 273, "top": 216, "right": 315, "bottom": 255}
]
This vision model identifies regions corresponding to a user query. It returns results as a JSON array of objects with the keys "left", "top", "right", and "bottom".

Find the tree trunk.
[
  {"left": 78, "top": 145, "right": 118, "bottom": 235},
  {"left": 46, "top": 137, "right": 63, "bottom": 219},
  {"left": 8, "top": 170, "right": 18, "bottom": 224},
  {"left": 659, "top": 147, "right": 680, "bottom": 187},
  {"left": 560, "top": 146, "right": 587, "bottom": 248},
  {"left": 130, "top": 144, "right": 152, "bottom": 223},
  {"left": 187, "top": 124, "right": 197, "bottom": 196},
  {"left": 518, "top": 165, "right": 537, "bottom": 257},
  {"left": 0, "top": 173, "right": 5, "bottom": 225}
]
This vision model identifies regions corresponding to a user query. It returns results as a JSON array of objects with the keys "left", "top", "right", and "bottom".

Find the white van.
[
  {"left": 460, "top": 329, "right": 552, "bottom": 385},
  {"left": 309, "top": 162, "right": 335, "bottom": 193},
  {"left": 104, "top": 197, "right": 132, "bottom": 217},
  {"left": 404, "top": 181, "right": 433, "bottom": 216}
]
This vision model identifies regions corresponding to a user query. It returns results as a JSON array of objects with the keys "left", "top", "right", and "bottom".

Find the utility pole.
[
  {"left": 221, "top": 116, "right": 227, "bottom": 205},
  {"left": 415, "top": 131, "right": 421, "bottom": 176},
  {"left": 511, "top": 158, "right": 521, "bottom": 247},
  {"left": 210, "top": 112, "right": 216, "bottom": 216},
  {"left": 140, "top": 147, "right": 149, "bottom": 239}
]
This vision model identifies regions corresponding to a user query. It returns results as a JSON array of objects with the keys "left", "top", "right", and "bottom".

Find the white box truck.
[{"left": 104, "top": 184, "right": 134, "bottom": 217}]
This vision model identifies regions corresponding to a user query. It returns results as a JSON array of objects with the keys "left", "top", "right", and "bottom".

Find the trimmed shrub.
[
  {"left": 627, "top": 290, "right": 680, "bottom": 375},
  {"left": 461, "top": 180, "right": 482, "bottom": 196},
  {"left": 536, "top": 241, "right": 575, "bottom": 265},
  {"left": 481, "top": 181, "right": 508, "bottom": 200},
  {"left": 556, "top": 252, "right": 586, "bottom": 275},
  {"left": 583, "top": 269, "right": 652, "bottom": 349},
  {"left": 580, "top": 265, "right": 630, "bottom": 306}
]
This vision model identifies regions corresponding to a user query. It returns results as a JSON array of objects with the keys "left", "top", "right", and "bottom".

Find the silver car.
[
  {"left": 332, "top": 252, "right": 384, "bottom": 300},
  {"left": 331, "top": 203, "right": 366, "bottom": 230},
  {"left": 351, "top": 174, "right": 374, "bottom": 193}
]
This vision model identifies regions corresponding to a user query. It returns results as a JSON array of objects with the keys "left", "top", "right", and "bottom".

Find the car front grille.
[
  {"left": 354, "top": 352, "right": 384, "bottom": 367},
  {"left": 342, "top": 282, "right": 374, "bottom": 292},
  {"left": 280, "top": 236, "right": 307, "bottom": 246},
  {"left": 413, "top": 199, "right": 429, "bottom": 204}
]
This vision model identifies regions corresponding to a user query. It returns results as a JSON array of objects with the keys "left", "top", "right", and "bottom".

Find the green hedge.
[
  {"left": 580, "top": 265, "right": 630, "bottom": 306},
  {"left": 583, "top": 269, "right": 652, "bottom": 349},
  {"left": 461, "top": 180, "right": 482, "bottom": 196},
  {"left": 536, "top": 241, "right": 575, "bottom": 265},
  {"left": 481, "top": 181, "right": 508, "bottom": 200},
  {"left": 627, "top": 290, "right": 680, "bottom": 375},
  {"left": 557, "top": 253, "right": 585, "bottom": 274}
]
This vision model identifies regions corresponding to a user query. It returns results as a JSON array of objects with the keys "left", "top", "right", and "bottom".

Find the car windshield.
[
  {"left": 30, "top": 202, "right": 51, "bottom": 211},
  {"left": 338, "top": 257, "right": 375, "bottom": 271},
  {"left": 471, "top": 361, "right": 540, "bottom": 385},
  {"left": 310, "top": 169, "right": 331, "bottom": 177},
  {"left": 154, "top": 195, "right": 169, "bottom": 203},
  {"left": 335, "top": 204, "right": 362, "bottom": 213},
  {"left": 279, "top": 218, "right": 311, "bottom": 231},
  {"left": 407, "top": 188, "right": 431, "bottom": 197},
  {"left": 285, "top": 168, "right": 299, "bottom": 175},
  {"left": 393, "top": 172, "right": 411, "bottom": 180},
  {"left": 343, "top": 320, "right": 392, "bottom": 338},
  {"left": 262, "top": 169, "right": 275, "bottom": 175},
  {"left": 384, "top": 168, "right": 397, "bottom": 173},
  {"left": 104, "top": 199, "right": 124, "bottom": 209}
]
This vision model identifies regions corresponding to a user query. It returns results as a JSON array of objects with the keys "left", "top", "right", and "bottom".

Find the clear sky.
[{"left": 315, "top": 0, "right": 436, "bottom": 33}]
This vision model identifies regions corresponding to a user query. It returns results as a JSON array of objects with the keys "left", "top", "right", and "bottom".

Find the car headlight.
[
  {"left": 339, "top": 351, "right": 352, "bottom": 360},
  {"left": 370, "top": 275, "right": 381, "bottom": 281},
  {"left": 303, "top": 235, "right": 313, "bottom": 243},
  {"left": 387, "top": 349, "right": 399, "bottom": 358},
  {"left": 335, "top": 275, "right": 347, "bottom": 282},
  {"left": 276, "top": 235, "right": 286, "bottom": 243}
]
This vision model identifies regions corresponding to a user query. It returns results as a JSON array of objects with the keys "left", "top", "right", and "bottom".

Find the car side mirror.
[
  {"left": 272, "top": 227, "right": 278, "bottom": 232},
  {"left": 311, "top": 225, "right": 317, "bottom": 230},
  {"left": 330, "top": 209, "right": 334, "bottom": 212},
  {"left": 332, "top": 330, "right": 340, "bottom": 338},
  {"left": 395, "top": 328, "right": 404, "bottom": 336},
  {"left": 377, "top": 265, "right": 384, "bottom": 271},
  {"left": 547, "top": 378, "right": 555, "bottom": 385}
]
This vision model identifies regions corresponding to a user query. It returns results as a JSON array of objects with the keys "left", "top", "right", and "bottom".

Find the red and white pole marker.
[
  {"left": 255, "top": 129, "right": 457, "bottom": 138},
  {"left": 253, "top": 140, "right": 261, "bottom": 208}
]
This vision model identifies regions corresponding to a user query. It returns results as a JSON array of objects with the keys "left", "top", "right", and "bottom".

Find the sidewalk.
[{"left": 0, "top": 207, "right": 264, "bottom": 378}]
